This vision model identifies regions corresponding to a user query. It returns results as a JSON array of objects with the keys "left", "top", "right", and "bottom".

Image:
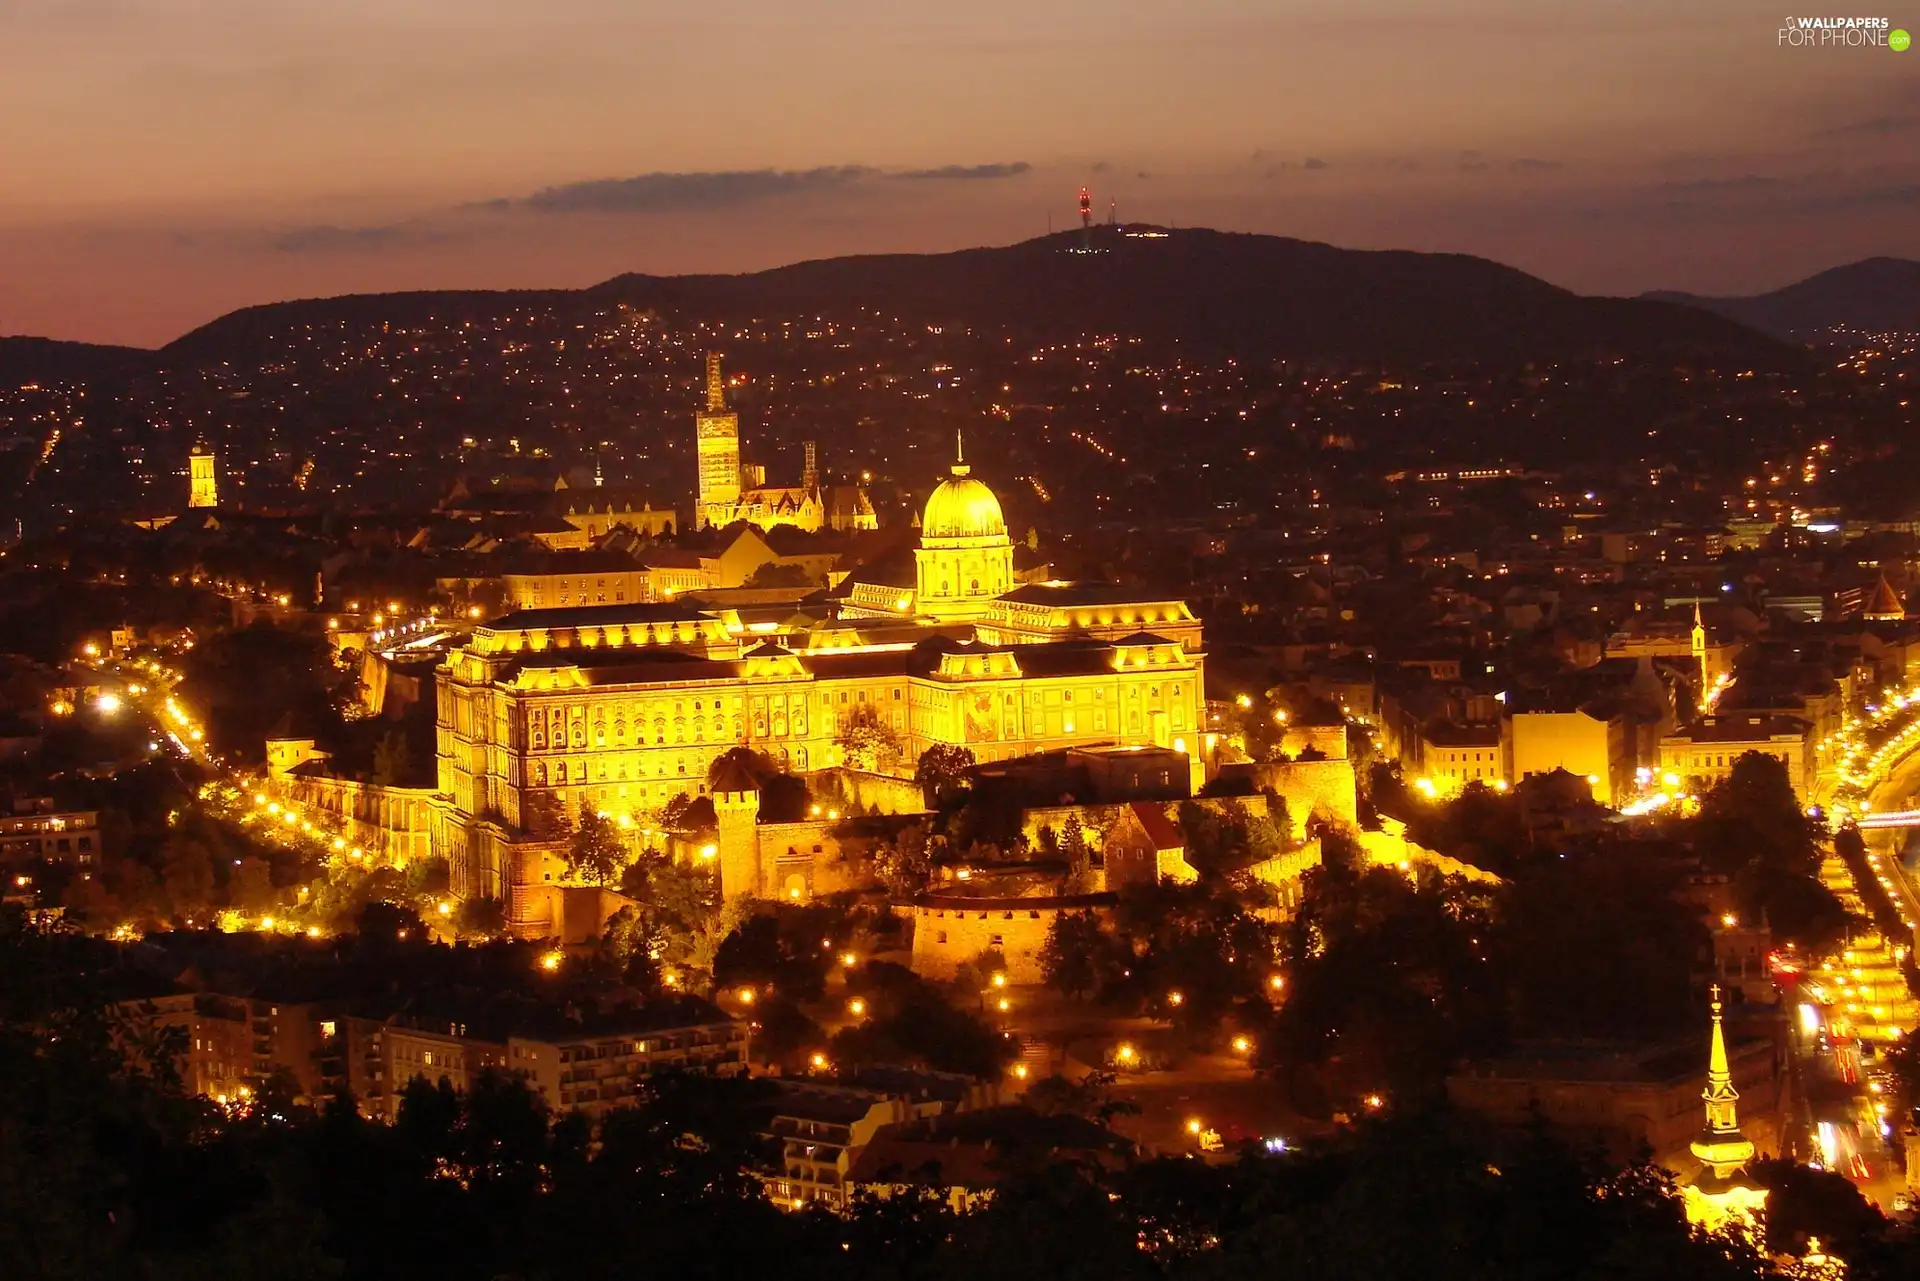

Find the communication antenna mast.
[{"left": 1078, "top": 186, "right": 1093, "bottom": 251}]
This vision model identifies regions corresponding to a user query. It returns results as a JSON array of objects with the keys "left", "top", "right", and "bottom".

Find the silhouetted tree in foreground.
[{"left": 4, "top": 904, "right": 1915, "bottom": 1280}]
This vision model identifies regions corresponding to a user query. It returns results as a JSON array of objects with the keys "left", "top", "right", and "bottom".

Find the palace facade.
[{"left": 433, "top": 448, "right": 1210, "bottom": 935}]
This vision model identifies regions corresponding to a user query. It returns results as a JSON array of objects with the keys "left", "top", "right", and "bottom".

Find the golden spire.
[
  {"left": 1706, "top": 984, "right": 1733, "bottom": 1099},
  {"left": 1691, "top": 984, "right": 1755, "bottom": 1173},
  {"left": 705, "top": 353, "right": 726, "bottom": 411},
  {"left": 952, "top": 428, "right": 970, "bottom": 477}
]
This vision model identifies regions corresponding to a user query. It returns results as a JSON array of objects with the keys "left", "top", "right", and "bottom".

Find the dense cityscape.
[
  {"left": 3, "top": 230, "right": 1920, "bottom": 1276},
  {"left": 6, "top": 0, "right": 1920, "bottom": 1266}
]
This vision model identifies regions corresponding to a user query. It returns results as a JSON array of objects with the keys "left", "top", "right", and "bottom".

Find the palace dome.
[{"left": 922, "top": 460, "right": 1006, "bottom": 541}]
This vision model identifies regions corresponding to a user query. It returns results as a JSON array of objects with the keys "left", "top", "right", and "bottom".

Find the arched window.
[
  {"left": 531, "top": 727, "right": 545, "bottom": 749},
  {"left": 795, "top": 746, "right": 808, "bottom": 770}
]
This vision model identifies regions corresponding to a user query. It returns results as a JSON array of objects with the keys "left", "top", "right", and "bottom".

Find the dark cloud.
[
  {"left": 1821, "top": 115, "right": 1920, "bottom": 137},
  {"left": 1303, "top": 156, "right": 1330, "bottom": 170},
  {"left": 1509, "top": 157, "right": 1563, "bottom": 172},
  {"left": 1658, "top": 174, "right": 1777, "bottom": 192},
  {"left": 520, "top": 166, "right": 874, "bottom": 214},
  {"left": 271, "top": 223, "right": 429, "bottom": 253},
  {"left": 891, "top": 162, "right": 1031, "bottom": 181},
  {"left": 1791, "top": 180, "right": 1920, "bottom": 212},
  {"left": 1458, "top": 150, "right": 1489, "bottom": 172},
  {"left": 492, "top": 163, "right": 1029, "bottom": 213}
]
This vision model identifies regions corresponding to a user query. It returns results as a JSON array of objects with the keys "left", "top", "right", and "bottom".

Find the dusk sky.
[{"left": 4, "top": 0, "right": 1916, "bottom": 346}]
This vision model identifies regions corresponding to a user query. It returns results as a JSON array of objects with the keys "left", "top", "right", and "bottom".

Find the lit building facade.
[
  {"left": 188, "top": 443, "right": 218, "bottom": 508},
  {"left": 692, "top": 355, "right": 851, "bottom": 534},
  {"left": 1659, "top": 714, "right": 1814, "bottom": 799},
  {"left": 433, "top": 447, "right": 1208, "bottom": 934},
  {"left": 695, "top": 353, "right": 743, "bottom": 524}
]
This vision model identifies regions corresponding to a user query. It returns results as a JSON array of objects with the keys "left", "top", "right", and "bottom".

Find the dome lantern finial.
[{"left": 953, "top": 429, "right": 968, "bottom": 477}]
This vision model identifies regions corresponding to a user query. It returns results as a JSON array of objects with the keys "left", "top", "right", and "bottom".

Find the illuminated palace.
[
  {"left": 694, "top": 353, "right": 874, "bottom": 534},
  {"left": 436, "top": 444, "right": 1207, "bottom": 932}
]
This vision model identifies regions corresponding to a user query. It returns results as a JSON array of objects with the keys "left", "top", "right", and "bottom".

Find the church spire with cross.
[{"left": 1682, "top": 983, "right": 1767, "bottom": 1233}]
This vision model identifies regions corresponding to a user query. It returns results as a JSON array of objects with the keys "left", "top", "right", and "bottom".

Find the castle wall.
[
  {"left": 812, "top": 768, "right": 929, "bottom": 816},
  {"left": 910, "top": 899, "right": 1107, "bottom": 985},
  {"left": 1357, "top": 828, "right": 1504, "bottom": 885},
  {"left": 275, "top": 772, "right": 440, "bottom": 866},
  {"left": 1278, "top": 724, "right": 1348, "bottom": 760},
  {"left": 1245, "top": 759, "right": 1359, "bottom": 841},
  {"left": 754, "top": 819, "right": 880, "bottom": 900}
]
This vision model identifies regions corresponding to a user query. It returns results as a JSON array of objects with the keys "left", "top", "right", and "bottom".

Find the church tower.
[
  {"left": 695, "top": 354, "right": 741, "bottom": 528},
  {"left": 188, "top": 443, "right": 218, "bottom": 509},
  {"left": 1682, "top": 985, "right": 1768, "bottom": 1234},
  {"left": 1691, "top": 601, "right": 1707, "bottom": 688}
]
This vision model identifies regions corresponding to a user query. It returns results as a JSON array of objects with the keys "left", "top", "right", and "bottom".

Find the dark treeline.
[{"left": 7, "top": 906, "right": 1916, "bottom": 1281}]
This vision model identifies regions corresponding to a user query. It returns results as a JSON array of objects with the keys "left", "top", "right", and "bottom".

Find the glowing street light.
[
  {"left": 93, "top": 693, "right": 122, "bottom": 715},
  {"left": 539, "top": 950, "right": 564, "bottom": 972}
]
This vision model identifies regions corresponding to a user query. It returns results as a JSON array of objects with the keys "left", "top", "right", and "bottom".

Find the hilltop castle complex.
[{"left": 405, "top": 358, "right": 1211, "bottom": 935}]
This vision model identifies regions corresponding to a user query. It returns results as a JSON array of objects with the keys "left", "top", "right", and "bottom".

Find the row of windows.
[
  {"left": 511, "top": 681, "right": 1186, "bottom": 727},
  {"left": 1678, "top": 749, "right": 1792, "bottom": 771},
  {"left": 527, "top": 591, "right": 628, "bottom": 607}
]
